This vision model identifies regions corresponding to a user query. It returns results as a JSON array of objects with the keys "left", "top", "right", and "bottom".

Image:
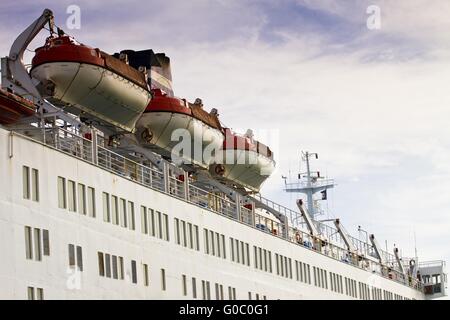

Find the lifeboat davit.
[
  {"left": 209, "top": 129, "right": 275, "bottom": 192},
  {"left": 135, "top": 89, "right": 224, "bottom": 168},
  {"left": 30, "top": 35, "right": 152, "bottom": 132},
  {"left": 0, "top": 89, "right": 36, "bottom": 125}
]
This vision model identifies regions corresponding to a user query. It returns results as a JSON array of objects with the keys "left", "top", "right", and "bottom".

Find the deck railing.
[{"left": 8, "top": 125, "right": 423, "bottom": 293}]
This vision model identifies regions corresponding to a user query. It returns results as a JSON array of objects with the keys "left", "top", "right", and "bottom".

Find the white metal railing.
[{"left": 9, "top": 125, "right": 424, "bottom": 293}]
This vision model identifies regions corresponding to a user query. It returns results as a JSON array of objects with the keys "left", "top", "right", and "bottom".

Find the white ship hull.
[
  {"left": 0, "top": 126, "right": 425, "bottom": 300},
  {"left": 31, "top": 62, "right": 152, "bottom": 132}
]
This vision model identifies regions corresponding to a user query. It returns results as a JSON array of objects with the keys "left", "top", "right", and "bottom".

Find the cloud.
[{"left": 1, "top": 0, "right": 449, "bottom": 271}]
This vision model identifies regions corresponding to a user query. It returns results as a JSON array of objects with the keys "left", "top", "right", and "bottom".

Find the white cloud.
[{"left": 1, "top": 0, "right": 449, "bottom": 275}]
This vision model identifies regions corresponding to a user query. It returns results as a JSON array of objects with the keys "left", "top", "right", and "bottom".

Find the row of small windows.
[
  {"left": 204, "top": 228, "right": 226, "bottom": 259},
  {"left": 181, "top": 275, "right": 237, "bottom": 300},
  {"left": 372, "top": 287, "right": 383, "bottom": 300},
  {"left": 275, "top": 253, "right": 293, "bottom": 279},
  {"left": 58, "top": 176, "right": 96, "bottom": 217},
  {"left": 24, "top": 226, "right": 50, "bottom": 261},
  {"left": 29, "top": 170, "right": 410, "bottom": 300},
  {"left": 98, "top": 251, "right": 125, "bottom": 280},
  {"left": 359, "top": 282, "right": 371, "bottom": 300},
  {"left": 345, "top": 277, "right": 358, "bottom": 298},
  {"left": 330, "top": 272, "right": 343, "bottom": 294},
  {"left": 140, "top": 205, "right": 169, "bottom": 241},
  {"left": 102, "top": 192, "right": 135, "bottom": 230},
  {"left": 23, "top": 166, "right": 39, "bottom": 202},
  {"left": 295, "top": 260, "right": 312, "bottom": 284},
  {"left": 313, "top": 266, "right": 328, "bottom": 289},
  {"left": 27, "top": 287, "right": 44, "bottom": 300},
  {"left": 68, "top": 244, "right": 83, "bottom": 271},
  {"left": 248, "top": 292, "right": 267, "bottom": 300},
  {"left": 174, "top": 218, "right": 200, "bottom": 251},
  {"left": 229, "top": 237, "right": 250, "bottom": 266},
  {"left": 253, "top": 246, "right": 273, "bottom": 273}
]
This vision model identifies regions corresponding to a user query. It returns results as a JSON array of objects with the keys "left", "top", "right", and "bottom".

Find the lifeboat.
[
  {"left": 30, "top": 35, "right": 152, "bottom": 133},
  {"left": 209, "top": 129, "right": 275, "bottom": 192},
  {"left": 135, "top": 89, "right": 224, "bottom": 168},
  {"left": 0, "top": 89, "right": 36, "bottom": 125}
]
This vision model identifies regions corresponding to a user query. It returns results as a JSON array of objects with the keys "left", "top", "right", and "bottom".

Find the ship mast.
[{"left": 284, "top": 151, "right": 335, "bottom": 219}]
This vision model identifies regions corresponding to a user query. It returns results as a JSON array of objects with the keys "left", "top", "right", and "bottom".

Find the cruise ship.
[{"left": 0, "top": 9, "right": 447, "bottom": 300}]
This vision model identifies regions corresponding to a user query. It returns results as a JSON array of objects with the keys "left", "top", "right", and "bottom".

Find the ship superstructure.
[{"left": 0, "top": 9, "right": 446, "bottom": 300}]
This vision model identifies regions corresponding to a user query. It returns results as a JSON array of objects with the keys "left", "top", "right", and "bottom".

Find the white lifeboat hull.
[
  {"left": 31, "top": 62, "right": 152, "bottom": 132},
  {"left": 210, "top": 149, "right": 275, "bottom": 192},
  {"left": 136, "top": 112, "right": 224, "bottom": 168}
]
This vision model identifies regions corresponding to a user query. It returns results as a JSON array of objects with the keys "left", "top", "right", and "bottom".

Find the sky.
[{"left": 0, "top": 0, "right": 449, "bottom": 294}]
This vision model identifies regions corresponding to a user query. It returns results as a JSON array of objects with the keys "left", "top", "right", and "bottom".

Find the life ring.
[
  {"left": 141, "top": 128, "right": 153, "bottom": 143},
  {"left": 214, "top": 164, "right": 225, "bottom": 176}
]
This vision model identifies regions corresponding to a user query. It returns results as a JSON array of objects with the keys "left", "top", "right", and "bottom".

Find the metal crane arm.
[{"left": 5, "top": 8, "right": 54, "bottom": 101}]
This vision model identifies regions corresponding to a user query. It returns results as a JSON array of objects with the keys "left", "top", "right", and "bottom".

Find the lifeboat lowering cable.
[{"left": 30, "top": 35, "right": 152, "bottom": 133}]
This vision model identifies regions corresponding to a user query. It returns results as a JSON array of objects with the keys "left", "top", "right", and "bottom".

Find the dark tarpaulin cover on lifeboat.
[{"left": 114, "top": 49, "right": 174, "bottom": 97}]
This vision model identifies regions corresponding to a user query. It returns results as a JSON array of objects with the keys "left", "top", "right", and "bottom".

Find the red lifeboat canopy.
[
  {"left": 223, "top": 128, "right": 273, "bottom": 159},
  {"left": 32, "top": 36, "right": 103, "bottom": 68},
  {"left": 145, "top": 89, "right": 191, "bottom": 115}
]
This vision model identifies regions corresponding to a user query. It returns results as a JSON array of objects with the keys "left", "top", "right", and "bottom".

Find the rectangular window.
[
  {"left": 194, "top": 225, "right": 200, "bottom": 251},
  {"left": 230, "top": 238, "right": 234, "bottom": 261},
  {"left": 149, "top": 209, "right": 156, "bottom": 237},
  {"left": 68, "top": 244, "right": 75, "bottom": 267},
  {"left": 202, "top": 280, "right": 206, "bottom": 300},
  {"left": 181, "top": 221, "right": 187, "bottom": 247},
  {"left": 215, "top": 283, "right": 220, "bottom": 300},
  {"left": 128, "top": 201, "right": 135, "bottom": 230},
  {"left": 174, "top": 218, "right": 180, "bottom": 245},
  {"left": 111, "top": 195, "right": 118, "bottom": 225},
  {"left": 23, "top": 166, "right": 30, "bottom": 199},
  {"left": 76, "top": 246, "right": 83, "bottom": 271},
  {"left": 164, "top": 214, "right": 169, "bottom": 241},
  {"left": 131, "top": 260, "right": 137, "bottom": 284},
  {"left": 112, "top": 256, "right": 118, "bottom": 279},
  {"left": 204, "top": 229, "right": 209, "bottom": 254},
  {"left": 161, "top": 268, "right": 166, "bottom": 291},
  {"left": 102, "top": 192, "right": 110, "bottom": 222},
  {"left": 221, "top": 235, "right": 226, "bottom": 259},
  {"left": 25, "top": 226, "right": 33, "bottom": 260},
  {"left": 157, "top": 211, "right": 163, "bottom": 239},
  {"left": 216, "top": 233, "right": 221, "bottom": 258},
  {"left": 31, "top": 168, "right": 39, "bottom": 202},
  {"left": 105, "top": 254, "right": 111, "bottom": 278},
  {"left": 246, "top": 243, "right": 250, "bottom": 266},
  {"left": 27, "top": 287, "right": 34, "bottom": 300},
  {"left": 36, "top": 288, "right": 44, "bottom": 300},
  {"left": 118, "top": 256, "right": 124, "bottom": 279},
  {"left": 143, "top": 264, "right": 149, "bottom": 286},
  {"left": 182, "top": 274, "right": 187, "bottom": 296},
  {"left": 192, "top": 277, "right": 197, "bottom": 299},
  {"left": 87, "top": 187, "right": 96, "bottom": 217},
  {"left": 33, "top": 228, "right": 42, "bottom": 261},
  {"left": 120, "top": 198, "right": 127, "bottom": 228},
  {"left": 58, "top": 177, "right": 67, "bottom": 209},
  {"left": 187, "top": 223, "right": 193, "bottom": 249},
  {"left": 77, "top": 183, "right": 86, "bottom": 215},
  {"left": 206, "top": 281, "right": 211, "bottom": 300},
  {"left": 98, "top": 252, "right": 105, "bottom": 276},
  {"left": 141, "top": 206, "right": 148, "bottom": 234},
  {"left": 68, "top": 180, "right": 76, "bottom": 212}
]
